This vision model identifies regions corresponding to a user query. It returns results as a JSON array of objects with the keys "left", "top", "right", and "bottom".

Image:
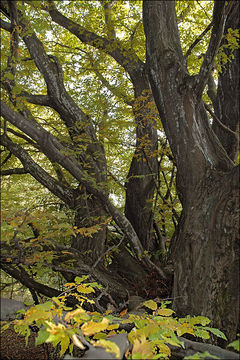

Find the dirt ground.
[{"left": 0, "top": 323, "right": 56, "bottom": 360}]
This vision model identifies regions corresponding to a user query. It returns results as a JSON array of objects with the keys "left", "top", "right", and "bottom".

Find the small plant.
[{"left": 2, "top": 277, "right": 228, "bottom": 359}]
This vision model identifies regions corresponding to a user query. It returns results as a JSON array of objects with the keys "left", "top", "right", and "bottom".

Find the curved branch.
[{"left": 204, "top": 102, "right": 239, "bottom": 140}]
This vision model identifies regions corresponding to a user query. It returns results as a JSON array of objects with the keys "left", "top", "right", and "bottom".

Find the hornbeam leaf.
[{"left": 81, "top": 318, "right": 109, "bottom": 336}]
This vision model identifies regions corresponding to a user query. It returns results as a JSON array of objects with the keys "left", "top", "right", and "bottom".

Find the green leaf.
[
  {"left": 35, "top": 327, "right": 50, "bottom": 345},
  {"left": 75, "top": 275, "right": 89, "bottom": 284},
  {"left": 60, "top": 336, "right": 70, "bottom": 356},
  {"left": 204, "top": 327, "right": 227, "bottom": 340},
  {"left": 194, "top": 328, "right": 210, "bottom": 339},
  {"left": 227, "top": 334, "right": 240, "bottom": 352},
  {"left": 36, "top": 301, "right": 53, "bottom": 311},
  {"left": 188, "top": 316, "right": 211, "bottom": 326}
]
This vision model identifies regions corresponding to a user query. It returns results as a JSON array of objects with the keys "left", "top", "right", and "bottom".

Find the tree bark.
[
  {"left": 212, "top": 1, "right": 239, "bottom": 162},
  {"left": 143, "top": 0, "right": 239, "bottom": 341},
  {"left": 172, "top": 166, "right": 239, "bottom": 342}
]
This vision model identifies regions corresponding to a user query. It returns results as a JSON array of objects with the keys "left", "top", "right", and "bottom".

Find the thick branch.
[
  {"left": 171, "top": 336, "right": 239, "bottom": 359},
  {"left": 1, "top": 133, "right": 75, "bottom": 207},
  {"left": 21, "top": 93, "right": 51, "bottom": 106},
  {"left": 1, "top": 168, "right": 27, "bottom": 176},
  {"left": 0, "top": 18, "right": 11, "bottom": 31},
  {"left": 195, "top": 1, "right": 227, "bottom": 98},
  {"left": 1, "top": 263, "right": 60, "bottom": 298},
  {"left": 45, "top": 0, "right": 145, "bottom": 82}
]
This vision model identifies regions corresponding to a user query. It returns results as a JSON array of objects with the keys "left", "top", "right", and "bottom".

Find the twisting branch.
[{"left": 1, "top": 99, "right": 166, "bottom": 279}]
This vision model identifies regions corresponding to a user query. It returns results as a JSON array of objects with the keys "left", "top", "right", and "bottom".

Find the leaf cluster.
[{"left": 2, "top": 277, "right": 229, "bottom": 359}]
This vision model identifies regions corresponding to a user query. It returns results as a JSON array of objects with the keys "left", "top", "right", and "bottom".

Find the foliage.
[
  {"left": 1, "top": 277, "right": 228, "bottom": 359},
  {"left": 227, "top": 334, "right": 240, "bottom": 352}
]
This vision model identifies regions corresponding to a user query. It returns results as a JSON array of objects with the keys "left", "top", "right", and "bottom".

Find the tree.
[
  {"left": 143, "top": 0, "right": 239, "bottom": 342},
  {"left": 0, "top": 0, "right": 239, "bottom": 345}
]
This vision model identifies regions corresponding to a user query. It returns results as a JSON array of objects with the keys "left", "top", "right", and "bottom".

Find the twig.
[
  {"left": 204, "top": 102, "right": 238, "bottom": 139},
  {"left": 92, "top": 235, "right": 125, "bottom": 269}
]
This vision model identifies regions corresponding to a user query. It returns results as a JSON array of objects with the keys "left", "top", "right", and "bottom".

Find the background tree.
[{"left": 143, "top": 0, "right": 239, "bottom": 342}]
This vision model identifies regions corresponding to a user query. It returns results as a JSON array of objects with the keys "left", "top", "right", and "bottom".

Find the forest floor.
[{"left": 0, "top": 323, "right": 56, "bottom": 360}]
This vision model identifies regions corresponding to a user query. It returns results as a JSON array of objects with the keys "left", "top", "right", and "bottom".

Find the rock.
[{"left": 0, "top": 298, "right": 28, "bottom": 321}]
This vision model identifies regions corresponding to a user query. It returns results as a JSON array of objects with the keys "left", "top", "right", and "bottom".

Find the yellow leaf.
[
  {"left": 107, "top": 324, "right": 119, "bottom": 330},
  {"left": 64, "top": 308, "right": 85, "bottom": 323},
  {"left": 60, "top": 336, "right": 70, "bottom": 357},
  {"left": 157, "top": 308, "right": 174, "bottom": 316},
  {"left": 176, "top": 323, "right": 194, "bottom": 336},
  {"left": 143, "top": 300, "right": 157, "bottom": 311},
  {"left": 77, "top": 284, "right": 95, "bottom": 294},
  {"left": 157, "top": 342, "right": 171, "bottom": 356},
  {"left": 81, "top": 318, "right": 109, "bottom": 336},
  {"left": 132, "top": 336, "right": 152, "bottom": 358},
  {"left": 105, "top": 309, "right": 112, "bottom": 315},
  {"left": 94, "top": 339, "right": 120, "bottom": 359}
]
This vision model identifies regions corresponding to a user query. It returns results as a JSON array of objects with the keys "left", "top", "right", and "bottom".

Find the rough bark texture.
[
  {"left": 172, "top": 167, "right": 239, "bottom": 342},
  {"left": 212, "top": 1, "right": 239, "bottom": 162},
  {"left": 143, "top": 0, "right": 239, "bottom": 341}
]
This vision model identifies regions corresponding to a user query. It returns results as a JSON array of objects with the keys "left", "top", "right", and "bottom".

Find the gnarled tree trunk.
[{"left": 143, "top": 0, "right": 239, "bottom": 341}]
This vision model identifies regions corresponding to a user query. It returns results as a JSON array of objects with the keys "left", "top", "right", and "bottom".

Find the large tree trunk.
[
  {"left": 172, "top": 166, "right": 239, "bottom": 342},
  {"left": 143, "top": 0, "right": 239, "bottom": 342}
]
